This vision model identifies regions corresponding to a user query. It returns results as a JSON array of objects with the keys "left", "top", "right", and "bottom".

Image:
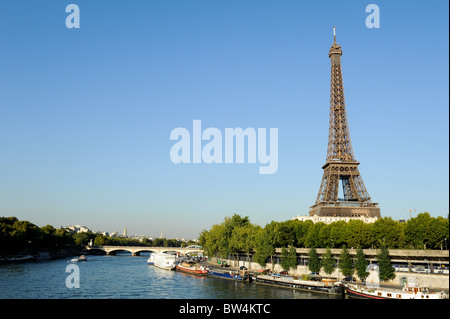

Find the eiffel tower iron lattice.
[{"left": 309, "top": 27, "right": 381, "bottom": 218}]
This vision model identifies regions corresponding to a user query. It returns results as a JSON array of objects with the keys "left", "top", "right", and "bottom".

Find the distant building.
[
  {"left": 64, "top": 225, "right": 91, "bottom": 234},
  {"left": 292, "top": 214, "right": 378, "bottom": 224},
  {"left": 123, "top": 226, "right": 127, "bottom": 237}
]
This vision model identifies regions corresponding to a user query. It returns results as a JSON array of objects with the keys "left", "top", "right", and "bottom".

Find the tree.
[
  {"left": 73, "top": 232, "right": 91, "bottom": 247},
  {"left": 308, "top": 247, "right": 321, "bottom": 273},
  {"left": 345, "top": 220, "right": 373, "bottom": 249},
  {"left": 253, "top": 228, "right": 275, "bottom": 268},
  {"left": 281, "top": 245, "right": 297, "bottom": 272},
  {"left": 339, "top": 246, "right": 354, "bottom": 277},
  {"left": 293, "top": 220, "right": 313, "bottom": 248},
  {"left": 198, "top": 214, "right": 254, "bottom": 263},
  {"left": 405, "top": 213, "right": 449, "bottom": 250},
  {"left": 230, "top": 223, "right": 259, "bottom": 267},
  {"left": 372, "top": 217, "right": 404, "bottom": 248},
  {"left": 355, "top": 248, "right": 369, "bottom": 281},
  {"left": 427, "top": 216, "right": 448, "bottom": 249},
  {"left": 94, "top": 235, "right": 108, "bottom": 246},
  {"left": 273, "top": 221, "right": 297, "bottom": 247},
  {"left": 322, "top": 248, "right": 336, "bottom": 275},
  {"left": 404, "top": 213, "right": 431, "bottom": 249},
  {"left": 318, "top": 224, "right": 331, "bottom": 248},
  {"left": 377, "top": 246, "right": 395, "bottom": 281},
  {"left": 328, "top": 221, "right": 347, "bottom": 248},
  {"left": 305, "top": 223, "right": 326, "bottom": 248},
  {"left": 288, "top": 245, "right": 298, "bottom": 271},
  {"left": 280, "top": 247, "right": 290, "bottom": 271},
  {"left": 142, "top": 237, "right": 153, "bottom": 246}
]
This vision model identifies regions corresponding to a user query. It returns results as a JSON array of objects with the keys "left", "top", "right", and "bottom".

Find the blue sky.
[{"left": 0, "top": 1, "right": 448, "bottom": 239}]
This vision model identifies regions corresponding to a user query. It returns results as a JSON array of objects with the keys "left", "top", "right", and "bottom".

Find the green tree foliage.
[
  {"left": 73, "top": 232, "right": 91, "bottom": 246},
  {"left": 280, "top": 247, "right": 289, "bottom": 270},
  {"left": 322, "top": 248, "right": 336, "bottom": 275},
  {"left": 355, "top": 248, "right": 369, "bottom": 281},
  {"left": 345, "top": 220, "right": 374, "bottom": 249},
  {"left": 308, "top": 247, "right": 321, "bottom": 273},
  {"left": 404, "top": 213, "right": 448, "bottom": 249},
  {"left": 372, "top": 217, "right": 405, "bottom": 248},
  {"left": 305, "top": 223, "right": 325, "bottom": 248},
  {"left": 377, "top": 246, "right": 396, "bottom": 281},
  {"left": 328, "top": 221, "right": 347, "bottom": 248},
  {"left": 253, "top": 228, "right": 275, "bottom": 268},
  {"left": 280, "top": 245, "right": 298, "bottom": 271},
  {"left": 199, "top": 213, "right": 449, "bottom": 271},
  {"left": 199, "top": 214, "right": 259, "bottom": 262},
  {"left": 339, "top": 246, "right": 354, "bottom": 277},
  {"left": 0, "top": 217, "right": 74, "bottom": 254},
  {"left": 0, "top": 216, "right": 186, "bottom": 255},
  {"left": 230, "top": 223, "right": 260, "bottom": 265},
  {"left": 294, "top": 220, "right": 313, "bottom": 247}
]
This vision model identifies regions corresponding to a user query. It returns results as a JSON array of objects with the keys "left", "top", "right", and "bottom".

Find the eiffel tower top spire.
[
  {"left": 329, "top": 26, "right": 343, "bottom": 65},
  {"left": 333, "top": 26, "right": 336, "bottom": 44},
  {"left": 326, "top": 26, "right": 355, "bottom": 163}
]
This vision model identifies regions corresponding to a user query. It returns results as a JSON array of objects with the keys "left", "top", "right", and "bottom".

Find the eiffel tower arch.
[{"left": 309, "top": 27, "right": 381, "bottom": 219}]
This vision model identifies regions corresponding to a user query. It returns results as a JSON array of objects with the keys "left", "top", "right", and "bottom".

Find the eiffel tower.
[{"left": 309, "top": 27, "right": 381, "bottom": 218}]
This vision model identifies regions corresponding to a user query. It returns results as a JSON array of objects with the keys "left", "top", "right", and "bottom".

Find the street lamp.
[{"left": 404, "top": 209, "right": 416, "bottom": 220}]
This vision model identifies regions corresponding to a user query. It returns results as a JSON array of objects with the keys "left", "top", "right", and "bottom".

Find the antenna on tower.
[{"left": 333, "top": 26, "right": 336, "bottom": 43}]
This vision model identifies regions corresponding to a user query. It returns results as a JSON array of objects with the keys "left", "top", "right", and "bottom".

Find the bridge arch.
[
  {"left": 107, "top": 248, "right": 134, "bottom": 255},
  {"left": 132, "top": 249, "right": 159, "bottom": 256},
  {"left": 87, "top": 248, "right": 107, "bottom": 255}
]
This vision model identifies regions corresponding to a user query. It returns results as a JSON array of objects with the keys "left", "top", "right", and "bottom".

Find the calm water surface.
[{"left": 0, "top": 255, "right": 339, "bottom": 299}]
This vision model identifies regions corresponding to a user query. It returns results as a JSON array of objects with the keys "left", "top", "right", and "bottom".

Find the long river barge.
[{"left": 253, "top": 274, "right": 343, "bottom": 295}]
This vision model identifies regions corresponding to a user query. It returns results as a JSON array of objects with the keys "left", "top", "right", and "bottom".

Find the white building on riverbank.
[{"left": 292, "top": 214, "right": 378, "bottom": 224}]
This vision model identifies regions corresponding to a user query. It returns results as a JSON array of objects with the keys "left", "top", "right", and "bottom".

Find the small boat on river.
[
  {"left": 70, "top": 255, "right": 87, "bottom": 262},
  {"left": 176, "top": 260, "right": 208, "bottom": 275},
  {"left": 4, "top": 255, "right": 35, "bottom": 262},
  {"left": 207, "top": 268, "right": 248, "bottom": 281}
]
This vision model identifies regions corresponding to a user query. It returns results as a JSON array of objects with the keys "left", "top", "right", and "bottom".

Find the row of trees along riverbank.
[
  {"left": 0, "top": 217, "right": 196, "bottom": 256},
  {"left": 198, "top": 213, "right": 449, "bottom": 270},
  {"left": 278, "top": 245, "right": 396, "bottom": 282}
]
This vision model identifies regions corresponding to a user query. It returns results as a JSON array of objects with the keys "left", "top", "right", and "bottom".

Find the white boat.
[
  {"left": 346, "top": 277, "right": 448, "bottom": 299},
  {"left": 153, "top": 252, "right": 177, "bottom": 270},
  {"left": 147, "top": 253, "right": 155, "bottom": 265},
  {"left": 70, "top": 255, "right": 87, "bottom": 262},
  {"left": 5, "top": 255, "right": 34, "bottom": 262}
]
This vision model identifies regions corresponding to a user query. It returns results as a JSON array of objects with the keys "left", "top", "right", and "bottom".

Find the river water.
[{"left": 0, "top": 254, "right": 340, "bottom": 299}]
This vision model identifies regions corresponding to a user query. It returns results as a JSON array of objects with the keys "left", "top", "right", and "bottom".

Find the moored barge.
[
  {"left": 254, "top": 274, "right": 343, "bottom": 295},
  {"left": 345, "top": 277, "right": 448, "bottom": 299},
  {"left": 207, "top": 268, "right": 248, "bottom": 281},
  {"left": 176, "top": 260, "right": 208, "bottom": 275}
]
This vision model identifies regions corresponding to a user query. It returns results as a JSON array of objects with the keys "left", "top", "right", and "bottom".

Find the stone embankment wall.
[{"left": 211, "top": 258, "right": 449, "bottom": 290}]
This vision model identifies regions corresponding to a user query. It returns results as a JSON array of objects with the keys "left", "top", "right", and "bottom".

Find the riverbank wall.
[{"left": 209, "top": 257, "right": 449, "bottom": 290}]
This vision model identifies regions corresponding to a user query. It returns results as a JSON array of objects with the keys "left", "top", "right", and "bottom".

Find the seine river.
[{"left": 0, "top": 254, "right": 339, "bottom": 299}]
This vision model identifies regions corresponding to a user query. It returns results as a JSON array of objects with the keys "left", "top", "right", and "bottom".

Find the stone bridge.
[{"left": 86, "top": 245, "right": 203, "bottom": 256}]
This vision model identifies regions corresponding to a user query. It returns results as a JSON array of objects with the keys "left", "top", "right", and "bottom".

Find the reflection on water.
[{"left": 0, "top": 255, "right": 339, "bottom": 299}]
